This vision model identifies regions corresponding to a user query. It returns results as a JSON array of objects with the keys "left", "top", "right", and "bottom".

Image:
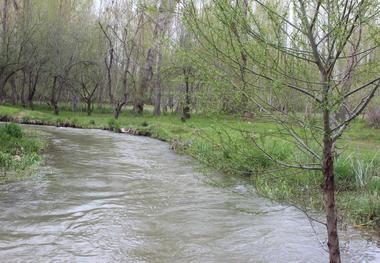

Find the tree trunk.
[
  {"left": 52, "top": 103, "right": 59, "bottom": 115},
  {"left": 135, "top": 48, "right": 154, "bottom": 114},
  {"left": 182, "top": 69, "right": 191, "bottom": 120},
  {"left": 10, "top": 76, "right": 17, "bottom": 105},
  {"left": 27, "top": 69, "right": 39, "bottom": 109},
  {"left": 135, "top": 0, "right": 175, "bottom": 115},
  {"left": 51, "top": 76, "right": 59, "bottom": 115},
  {"left": 231, "top": 0, "right": 248, "bottom": 112},
  {"left": 322, "top": 93, "right": 341, "bottom": 263},
  {"left": 87, "top": 100, "right": 92, "bottom": 116},
  {"left": 0, "top": 74, "right": 6, "bottom": 103},
  {"left": 71, "top": 93, "right": 77, "bottom": 112},
  {"left": 113, "top": 102, "right": 124, "bottom": 119},
  {"left": 322, "top": 138, "right": 341, "bottom": 262},
  {"left": 153, "top": 51, "right": 163, "bottom": 116},
  {"left": 21, "top": 80, "right": 26, "bottom": 108},
  {"left": 114, "top": 110, "right": 120, "bottom": 119}
]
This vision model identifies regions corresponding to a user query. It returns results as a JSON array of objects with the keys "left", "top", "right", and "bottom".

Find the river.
[{"left": 0, "top": 127, "right": 379, "bottom": 262}]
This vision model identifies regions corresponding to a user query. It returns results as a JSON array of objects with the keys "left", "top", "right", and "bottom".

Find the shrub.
[
  {"left": 56, "top": 117, "right": 63, "bottom": 125},
  {"left": 107, "top": 118, "right": 121, "bottom": 132},
  {"left": 2, "top": 123, "right": 22, "bottom": 138},
  {"left": 0, "top": 124, "right": 44, "bottom": 176},
  {"left": 0, "top": 152, "right": 12, "bottom": 170},
  {"left": 367, "top": 106, "right": 380, "bottom": 128},
  {"left": 71, "top": 118, "right": 79, "bottom": 126},
  {"left": 89, "top": 119, "right": 96, "bottom": 125}
]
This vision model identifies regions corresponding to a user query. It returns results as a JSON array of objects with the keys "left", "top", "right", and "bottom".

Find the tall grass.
[{"left": 0, "top": 123, "right": 44, "bottom": 177}]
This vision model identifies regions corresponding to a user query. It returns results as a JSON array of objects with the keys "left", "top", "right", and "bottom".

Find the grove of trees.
[{"left": 1, "top": 1, "right": 380, "bottom": 262}]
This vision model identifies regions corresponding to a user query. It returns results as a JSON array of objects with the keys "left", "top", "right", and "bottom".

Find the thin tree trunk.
[
  {"left": 21, "top": 72, "right": 26, "bottom": 107},
  {"left": 135, "top": 0, "right": 175, "bottom": 115},
  {"left": 27, "top": 69, "right": 39, "bottom": 109},
  {"left": 231, "top": 0, "right": 248, "bottom": 112},
  {"left": 71, "top": 94, "right": 77, "bottom": 112},
  {"left": 113, "top": 102, "right": 124, "bottom": 119},
  {"left": 322, "top": 84, "right": 341, "bottom": 263},
  {"left": 135, "top": 48, "right": 154, "bottom": 114},
  {"left": 0, "top": 74, "right": 6, "bottom": 103},
  {"left": 51, "top": 76, "right": 60, "bottom": 115},
  {"left": 87, "top": 100, "right": 92, "bottom": 116},
  {"left": 10, "top": 76, "right": 17, "bottom": 105},
  {"left": 153, "top": 51, "right": 163, "bottom": 116},
  {"left": 182, "top": 69, "right": 191, "bottom": 120},
  {"left": 0, "top": 71, "right": 16, "bottom": 103}
]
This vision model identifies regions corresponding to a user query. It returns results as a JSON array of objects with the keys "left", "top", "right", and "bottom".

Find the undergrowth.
[{"left": 0, "top": 123, "right": 45, "bottom": 179}]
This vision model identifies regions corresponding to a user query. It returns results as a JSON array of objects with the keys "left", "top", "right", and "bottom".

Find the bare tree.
[{"left": 99, "top": 1, "right": 142, "bottom": 119}]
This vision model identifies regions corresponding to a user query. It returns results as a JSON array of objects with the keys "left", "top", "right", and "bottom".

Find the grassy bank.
[
  {"left": 0, "top": 104, "right": 379, "bottom": 229},
  {"left": 0, "top": 122, "right": 45, "bottom": 180}
]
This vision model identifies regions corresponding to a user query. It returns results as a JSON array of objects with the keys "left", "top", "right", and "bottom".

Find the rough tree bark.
[{"left": 322, "top": 83, "right": 341, "bottom": 263}]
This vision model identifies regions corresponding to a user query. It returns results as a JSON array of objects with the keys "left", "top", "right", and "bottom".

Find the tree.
[
  {"left": 135, "top": 0, "right": 176, "bottom": 115},
  {"left": 184, "top": 1, "right": 380, "bottom": 262},
  {"left": 99, "top": 0, "right": 142, "bottom": 119},
  {"left": 152, "top": 0, "right": 176, "bottom": 116},
  {"left": 0, "top": 0, "right": 30, "bottom": 103},
  {"left": 71, "top": 62, "right": 99, "bottom": 116}
]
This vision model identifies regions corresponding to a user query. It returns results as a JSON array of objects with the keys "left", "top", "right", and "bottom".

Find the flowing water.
[{"left": 0, "top": 126, "right": 379, "bottom": 262}]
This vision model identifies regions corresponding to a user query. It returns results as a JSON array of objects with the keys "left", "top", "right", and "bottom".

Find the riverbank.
[
  {"left": 0, "top": 122, "right": 45, "bottom": 180},
  {"left": 1, "top": 104, "right": 379, "bottom": 230},
  {"left": 2, "top": 124, "right": 378, "bottom": 262}
]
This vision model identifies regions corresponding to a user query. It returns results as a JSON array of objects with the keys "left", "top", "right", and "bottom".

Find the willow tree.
[
  {"left": 185, "top": 0, "right": 380, "bottom": 262},
  {"left": 99, "top": 0, "right": 144, "bottom": 119},
  {"left": 0, "top": 0, "right": 28, "bottom": 103},
  {"left": 134, "top": 0, "right": 176, "bottom": 115}
]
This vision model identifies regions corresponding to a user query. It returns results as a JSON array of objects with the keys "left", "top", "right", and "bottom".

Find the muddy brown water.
[{"left": 0, "top": 126, "right": 379, "bottom": 262}]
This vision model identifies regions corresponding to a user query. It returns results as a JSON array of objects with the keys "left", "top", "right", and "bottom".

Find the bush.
[
  {"left": 71, "top": 118, "right": 79, "bottom": 126},
  {"left": 0, "top": 125, "right": 44, "bottom": 176},
  {"left": 0, "top": 152, "right": 12, "bottom": 170},
  {"left": 367, "top": 106, "right": 380, "bottom": 128},
  {"left": 56, "top": 117, "right": 63, "bottom": 124},
  {"left": 2, "top": 123, "right": 22, "bottom": 138},
  {"left": 107, "top": 118, "right": 121, "bottom": 132}
]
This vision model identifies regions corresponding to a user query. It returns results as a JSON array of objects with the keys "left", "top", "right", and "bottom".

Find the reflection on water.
[{"left": 0, "top": 127, "right": 379, "bottom": 262}]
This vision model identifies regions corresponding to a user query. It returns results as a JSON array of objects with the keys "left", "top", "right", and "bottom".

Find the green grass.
[
  {"left": 0, "top": 122, "right": 45, "bottom": 180},
  {"left": 1, "top": 104, "right": 379, "bottom": 228}
]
